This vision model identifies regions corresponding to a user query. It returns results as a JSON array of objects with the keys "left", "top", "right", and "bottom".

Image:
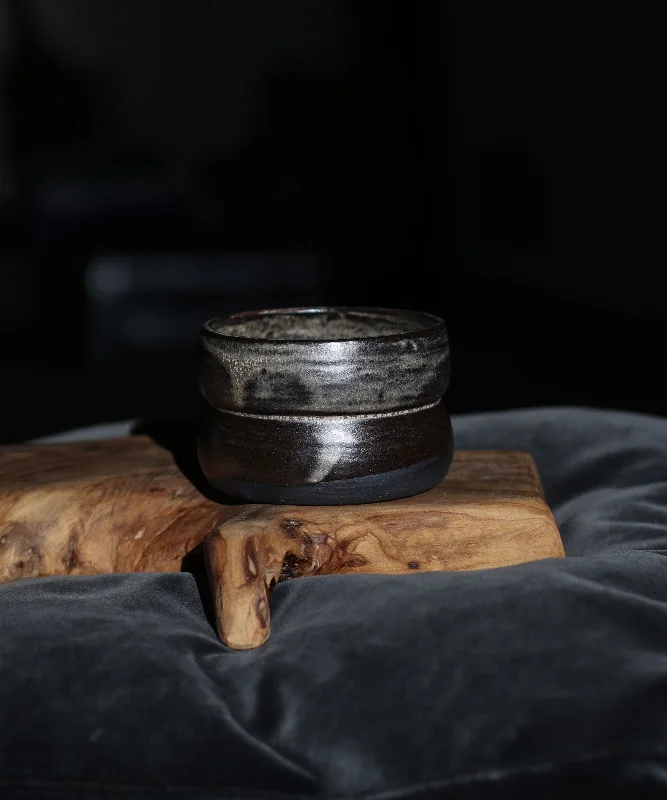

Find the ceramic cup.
[{"left": 198, "top": 307, "right": 453, "bottom": 505}]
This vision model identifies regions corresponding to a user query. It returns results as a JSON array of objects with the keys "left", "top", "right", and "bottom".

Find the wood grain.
[
  {"left": 0, "top": 437, "right": 224, "bottom": 583},
  {"left": 0, "top": 437, "right": 564, "bottom": 650}
]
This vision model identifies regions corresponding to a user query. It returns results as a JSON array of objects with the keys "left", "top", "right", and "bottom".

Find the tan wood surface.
[{"left": 0, "top": 437, "right": 564, "bottom": 649}]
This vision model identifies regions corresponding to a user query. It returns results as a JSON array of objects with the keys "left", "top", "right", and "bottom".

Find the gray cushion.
[{"left": 2, "top": 408, "right": 667, "bottom": 798}]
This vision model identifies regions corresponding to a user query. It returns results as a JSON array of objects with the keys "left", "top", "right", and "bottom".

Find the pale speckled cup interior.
[{"left": 208, "top": 309, "right": 435, "bottom": 342}]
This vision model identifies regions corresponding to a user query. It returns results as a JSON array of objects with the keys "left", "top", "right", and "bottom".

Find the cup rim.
[{"left": 202, "top": 306, "right": 446, "bottom": 345}]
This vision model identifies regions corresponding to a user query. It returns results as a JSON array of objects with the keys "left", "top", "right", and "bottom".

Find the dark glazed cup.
[{"left": 198, "top": 307, "right": 453, "bottom": 505}]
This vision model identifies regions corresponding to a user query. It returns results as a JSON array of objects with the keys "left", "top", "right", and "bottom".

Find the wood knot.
[
  {"left": 64, "top": 548, "right": 79, "bottom": 570},
  {"left": 244, "top": 538, "right": 260, "bottom": 581},
  {"left": 279, "top": 552, "right": 308, "bottom": 582},
  {"left": 408, "top": 561, "right": 420, "bottom": 570},
  {"left": 63, "top": 530, "right": 80, "bottom": 570},
  {"left": 281, "top": 519, "right": 302, "bottom": 538},
  {"left": 256, "top": 596, "right": 270, "bottom": 629},
  {"left": 343, "top": 556, "right": 367, "bottom": 569}
]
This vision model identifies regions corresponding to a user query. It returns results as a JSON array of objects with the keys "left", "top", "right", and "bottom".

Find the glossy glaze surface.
[
  {"left": 199, "top": 307, "right": 450, "bottom": 415},
  {"left": 198, "top": 402, "right": 454, "bottom": 504},
  {"left": 197, "top": 307, "right": 452, "bottom": 504}
]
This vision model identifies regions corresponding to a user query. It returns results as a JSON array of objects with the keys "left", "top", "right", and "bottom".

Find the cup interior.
[{"left": 208, "top": 308, "right": 440, "bottom": 342}]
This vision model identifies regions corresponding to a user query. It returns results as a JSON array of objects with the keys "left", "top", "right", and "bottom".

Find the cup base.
[{"left": 205, "top": 453, "right": 453, "bottom": 505}]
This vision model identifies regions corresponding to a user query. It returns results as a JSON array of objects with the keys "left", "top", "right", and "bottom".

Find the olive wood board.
[{"left": 0, "top": 436, "right": 564, "bottom": 649}]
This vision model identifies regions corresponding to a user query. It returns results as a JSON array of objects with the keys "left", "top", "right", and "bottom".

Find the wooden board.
[{"left": 0, "top": 437, "right": 564, "bottom": 649}]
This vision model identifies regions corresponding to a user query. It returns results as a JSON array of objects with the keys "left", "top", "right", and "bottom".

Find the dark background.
[{"left": 0, "top": 0, "right": 664, "bottom": 443}]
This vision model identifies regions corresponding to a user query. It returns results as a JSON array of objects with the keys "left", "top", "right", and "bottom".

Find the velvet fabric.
[{"left": 2, "top": 408, "right": 667, "bottom": 798}]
